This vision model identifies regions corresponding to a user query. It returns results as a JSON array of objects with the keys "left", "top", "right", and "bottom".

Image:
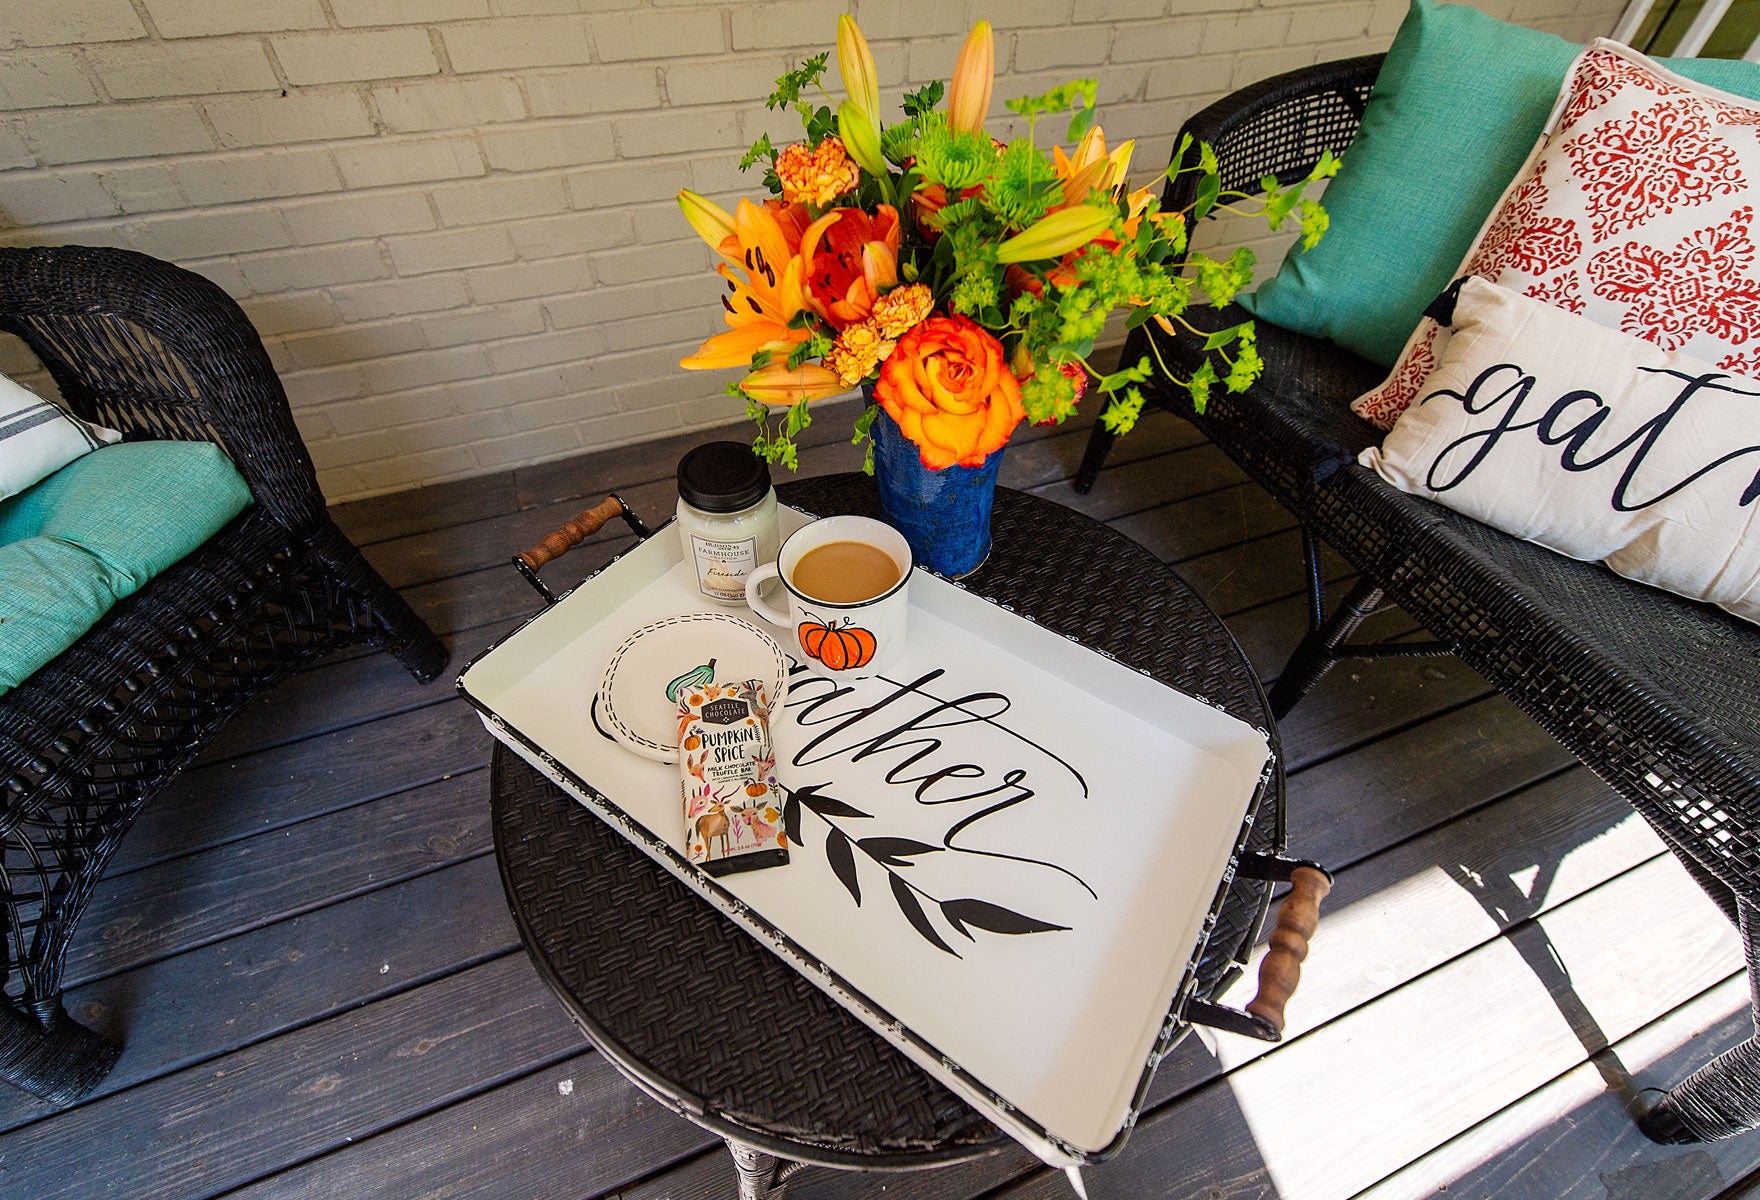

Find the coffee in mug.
[
  {"left": 744, "top": 515, "right": 912, "bottom": 679},
  {"left": 790, "top": 540, "right": 902, "bottom": 604}
]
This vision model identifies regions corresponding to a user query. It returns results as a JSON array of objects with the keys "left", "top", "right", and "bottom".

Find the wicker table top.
[{"left": 489, "top": 473, "right": 1284, "bottom": 1169}]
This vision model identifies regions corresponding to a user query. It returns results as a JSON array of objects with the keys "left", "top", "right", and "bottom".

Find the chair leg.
[
  {"left": 0, "top": 1000, "right": 121, "bottom": 1106},
  {"left": 373, "top": 592, "right": 449, "bottom": 683},
  {"left": 1638, "top": 896, "right": 1760, "bottom": 1142},
  {"left": 1268, "top": 559, "right": 1385, "bottom": 721},
  {"left": 1074, "top": 421, "right": 1116, "bottom": 494},
  {"left": 310, "top": 521, "right": 448, "bottom": 683}
]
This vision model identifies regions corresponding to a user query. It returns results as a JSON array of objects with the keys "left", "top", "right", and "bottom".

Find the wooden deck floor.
[{"left": 2, "top": 400, "right": 1756, "bottom": 1199}]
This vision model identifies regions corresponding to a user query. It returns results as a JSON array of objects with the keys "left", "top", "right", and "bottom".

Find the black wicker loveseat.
[
  {"left": 1077, "top": 56, "right": 1760, "bottom": 1144},
  {"left": 0, "top": 245, "right": 446, "bottom": 1106}
]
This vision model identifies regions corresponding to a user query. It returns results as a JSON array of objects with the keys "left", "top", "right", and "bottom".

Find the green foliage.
[
  {"left": 852, "top": 403, "right": 880, "bottom": 475},
  {"left": 740, "top": 132, "right": 775, "bottom": 173},
  {"left": 950, "top": 269, "right": 999, "bottom": 317},
  {"left": 901, "top": 80, "right": 944, "bottom": 119},
  {"left": 1224, "top": 325, "right": 1261, "bottom": 393},
  {"left": 1098, "top": 385, "right": 1145, "bottom": 435},
  {"left": 786, "top": 328, "right": 834, "bottom": 369},
  {"left": 1161, "top": 209, "right": 1188, "bottom": 257},
  {"left": 1297, "top": 199, "right": 1329, "bottom": 251},
  {"left": 1202, "top": 322, "right": 1249, "bottom": 352},
  {"left": 767, "top": 54, "right": 828, "bottom": 111},
  {"left": 760, "top": 53, "right": 839, "bottom": 147},
  {"left": 803, "top": 104, "right": 838, "bottom": 144},
  {"left": 1193, "top": 247, "right": 1256, "bottom": 308},
  {"left": 1096, "top": 353, "right": 1153, "bottom": 397},
  {"left": 1004, "top": 79, "right": 1097, "bottom": 141},
  {"left": 751, "top": 398, "right": 809, "bottom": 471},
  {"left": 1192, "top": 174, "right": 1220, "bottom": 222},
  {"left": 1067, "top": 102, "right": 1094, "bottom": 143},
  {"left": 1185, "top": 358, "right": 1216, "bottom": 416},
  {"left": 1259, "top": 148, "right": 1341, "bottom": 251},
  {"left": 740, "top": 132, "right": 782, "bottom": 192},
  {"left": 1021, "top": 361, "right": 1079, "bottom": 426}
]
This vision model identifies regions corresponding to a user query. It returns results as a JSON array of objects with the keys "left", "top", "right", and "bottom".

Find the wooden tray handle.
[
  {"left": 516, "top": 496, "right": 629, "bottom": 573},
  {"left": 1244, "top": 865, "right": 1331, "bottom": 1037}
]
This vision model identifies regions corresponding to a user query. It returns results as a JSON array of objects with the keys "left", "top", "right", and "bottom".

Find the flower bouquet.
[{"left": 677, "top": 15, "right": 1334, "bottom": 572}]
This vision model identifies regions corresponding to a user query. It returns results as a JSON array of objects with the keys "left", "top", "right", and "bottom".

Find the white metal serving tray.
[{"left": 458, "top": 505, "right": 1272, "bottom": 1166}]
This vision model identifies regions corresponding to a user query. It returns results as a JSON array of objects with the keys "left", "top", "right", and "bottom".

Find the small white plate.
[{"left": 595, "top": 612, "right": 788, "bottom": 763}]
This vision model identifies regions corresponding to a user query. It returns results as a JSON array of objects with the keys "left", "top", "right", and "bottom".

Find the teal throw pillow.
[
  {"left": 1243, "top": 0, "right": 1760, "bottom": 367},
  {"left": 0, "top": 440, "right": 252, "bottom": 695}
]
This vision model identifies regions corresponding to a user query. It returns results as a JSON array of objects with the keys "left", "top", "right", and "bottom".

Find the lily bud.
[
  {"left": 946, "top": 21, "right": 994, "bottom": 134},
  {"left": 994, "top": 206, "right": 1113, "bottom": 264},
  {"left": 677, "top": 189, "right": 738, "bottom": 259},
  {"left": 861, "top": 240, "right": 898, "bottom": 290},
  {"left": 1104, "top": 139, "right": 1137, "bottom": 193},
  {"left": 836, "top": 14, "right": 881, "bottom": 120},
  {"left": 740, "top": 362, "right": 848, "bottom": 406},
  {"left": 838, "top": 100, "right": 888, "bottom": 179}
]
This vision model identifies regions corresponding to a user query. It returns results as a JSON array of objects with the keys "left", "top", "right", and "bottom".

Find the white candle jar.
[{"left": 675, "top": 441, "right": 779, "bottom": 606}]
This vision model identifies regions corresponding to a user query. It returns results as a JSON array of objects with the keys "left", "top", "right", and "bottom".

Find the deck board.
[
  {"left": 3, "top": 404, "right": 1749, "bottom": 1200},
  {"left": 0, "top": 852, "right": 515, "bottom": 1134}
]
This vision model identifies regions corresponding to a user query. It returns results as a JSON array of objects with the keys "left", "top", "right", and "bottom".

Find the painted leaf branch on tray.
[
  {"left": 783, "top": 782, "right": 1071, "bottom": 957},
  {"left": 676, "top": 14, "right": 1339, "bottom": 473}
]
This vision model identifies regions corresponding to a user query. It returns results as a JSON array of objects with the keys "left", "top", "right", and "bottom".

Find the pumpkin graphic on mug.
[{"left": 797, "top": 613, "right": 877, "bottom": 671}]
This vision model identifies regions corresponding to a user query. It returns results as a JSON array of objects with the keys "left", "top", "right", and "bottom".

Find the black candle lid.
[{"left": 677, "top": 441, "right": 772, "bottom": 513}]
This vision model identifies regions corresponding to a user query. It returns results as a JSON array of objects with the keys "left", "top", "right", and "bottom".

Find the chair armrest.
[
  {"left": 1163, "top": 54, "right": 1384, "bottom": 213},
  {"left": 0, "top": 245, "right": 327, "bottom": 534}
]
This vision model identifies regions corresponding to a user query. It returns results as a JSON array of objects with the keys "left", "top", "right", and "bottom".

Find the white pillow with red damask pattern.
[
  {"left": 1362, "top": 276, "right": 1760, "bottom": 624},
  {"left": 1354, "top": 39, "right": 1760, "bottom": 430}
]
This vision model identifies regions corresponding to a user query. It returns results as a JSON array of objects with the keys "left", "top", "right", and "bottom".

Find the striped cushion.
[{"left": 0, "top": 371, "right": 121, "bottom": 501}]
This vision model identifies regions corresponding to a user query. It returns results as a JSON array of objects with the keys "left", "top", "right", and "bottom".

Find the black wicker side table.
[{"left": 489, "top": 475, "right": 1288, "bottom": 1197}]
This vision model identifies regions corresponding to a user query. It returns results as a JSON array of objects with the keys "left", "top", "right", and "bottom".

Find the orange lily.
[
  {"left": 680, "top": 198, "right": 814, "bottom": 370},
  {"left": 1053, "top": 127, "right": 1136, "bottom": 207},
  {"left": 947, "top": 21, "right": 994, "bottom": 134},
  {"left": 738, "top": 362, "right": 847, "bottom": 406},
  {"left": 799, "top": 205, "right": 902, "bottom": 329}
]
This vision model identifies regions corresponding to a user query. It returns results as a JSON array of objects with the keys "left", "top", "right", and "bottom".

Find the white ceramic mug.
[{"left": 744, "top": 515, "right": 912, "bottom": 680}]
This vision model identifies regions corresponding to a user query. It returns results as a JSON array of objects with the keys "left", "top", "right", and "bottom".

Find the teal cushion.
[
  {"left": 1243, "top": 0, "right": 1760, "bottom": 367},
  {"left": 0, "top": 441, "right": 253, "bottom": 695}
]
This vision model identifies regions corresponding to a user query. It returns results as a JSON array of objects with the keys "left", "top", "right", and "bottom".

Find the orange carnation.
[
  {"left": 874, "top": 314, "right": 1024, "bottom": 469},
  {"left": 775, "top": 137, "right": 860, "bottom": 207}
]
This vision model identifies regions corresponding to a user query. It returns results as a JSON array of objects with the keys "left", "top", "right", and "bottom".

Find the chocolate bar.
[{"left": 678, "top": 678, "right": 788, "bottom": 876}]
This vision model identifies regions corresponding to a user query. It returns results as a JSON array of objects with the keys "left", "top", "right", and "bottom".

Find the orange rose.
[{"left": 874, "top": 314, "right": 1024, "bottom": 469}]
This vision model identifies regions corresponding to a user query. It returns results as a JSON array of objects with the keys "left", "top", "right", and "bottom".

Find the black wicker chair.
[
  {"left": 0, "top": 245, "right": 447, "bottom": 1106},
  {"left": 1076, "top": 56, "right": 1760, "bottom": 1143}
]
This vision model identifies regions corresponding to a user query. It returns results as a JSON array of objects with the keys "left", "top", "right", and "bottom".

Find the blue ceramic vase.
[{"left": 871, "top": 406, "right": 1004, "bottom": 579}]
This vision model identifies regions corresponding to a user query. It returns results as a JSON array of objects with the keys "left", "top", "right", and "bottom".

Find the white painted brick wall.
[{"left": 0, "top": 0, "right": 1627, "bottom": 501}]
